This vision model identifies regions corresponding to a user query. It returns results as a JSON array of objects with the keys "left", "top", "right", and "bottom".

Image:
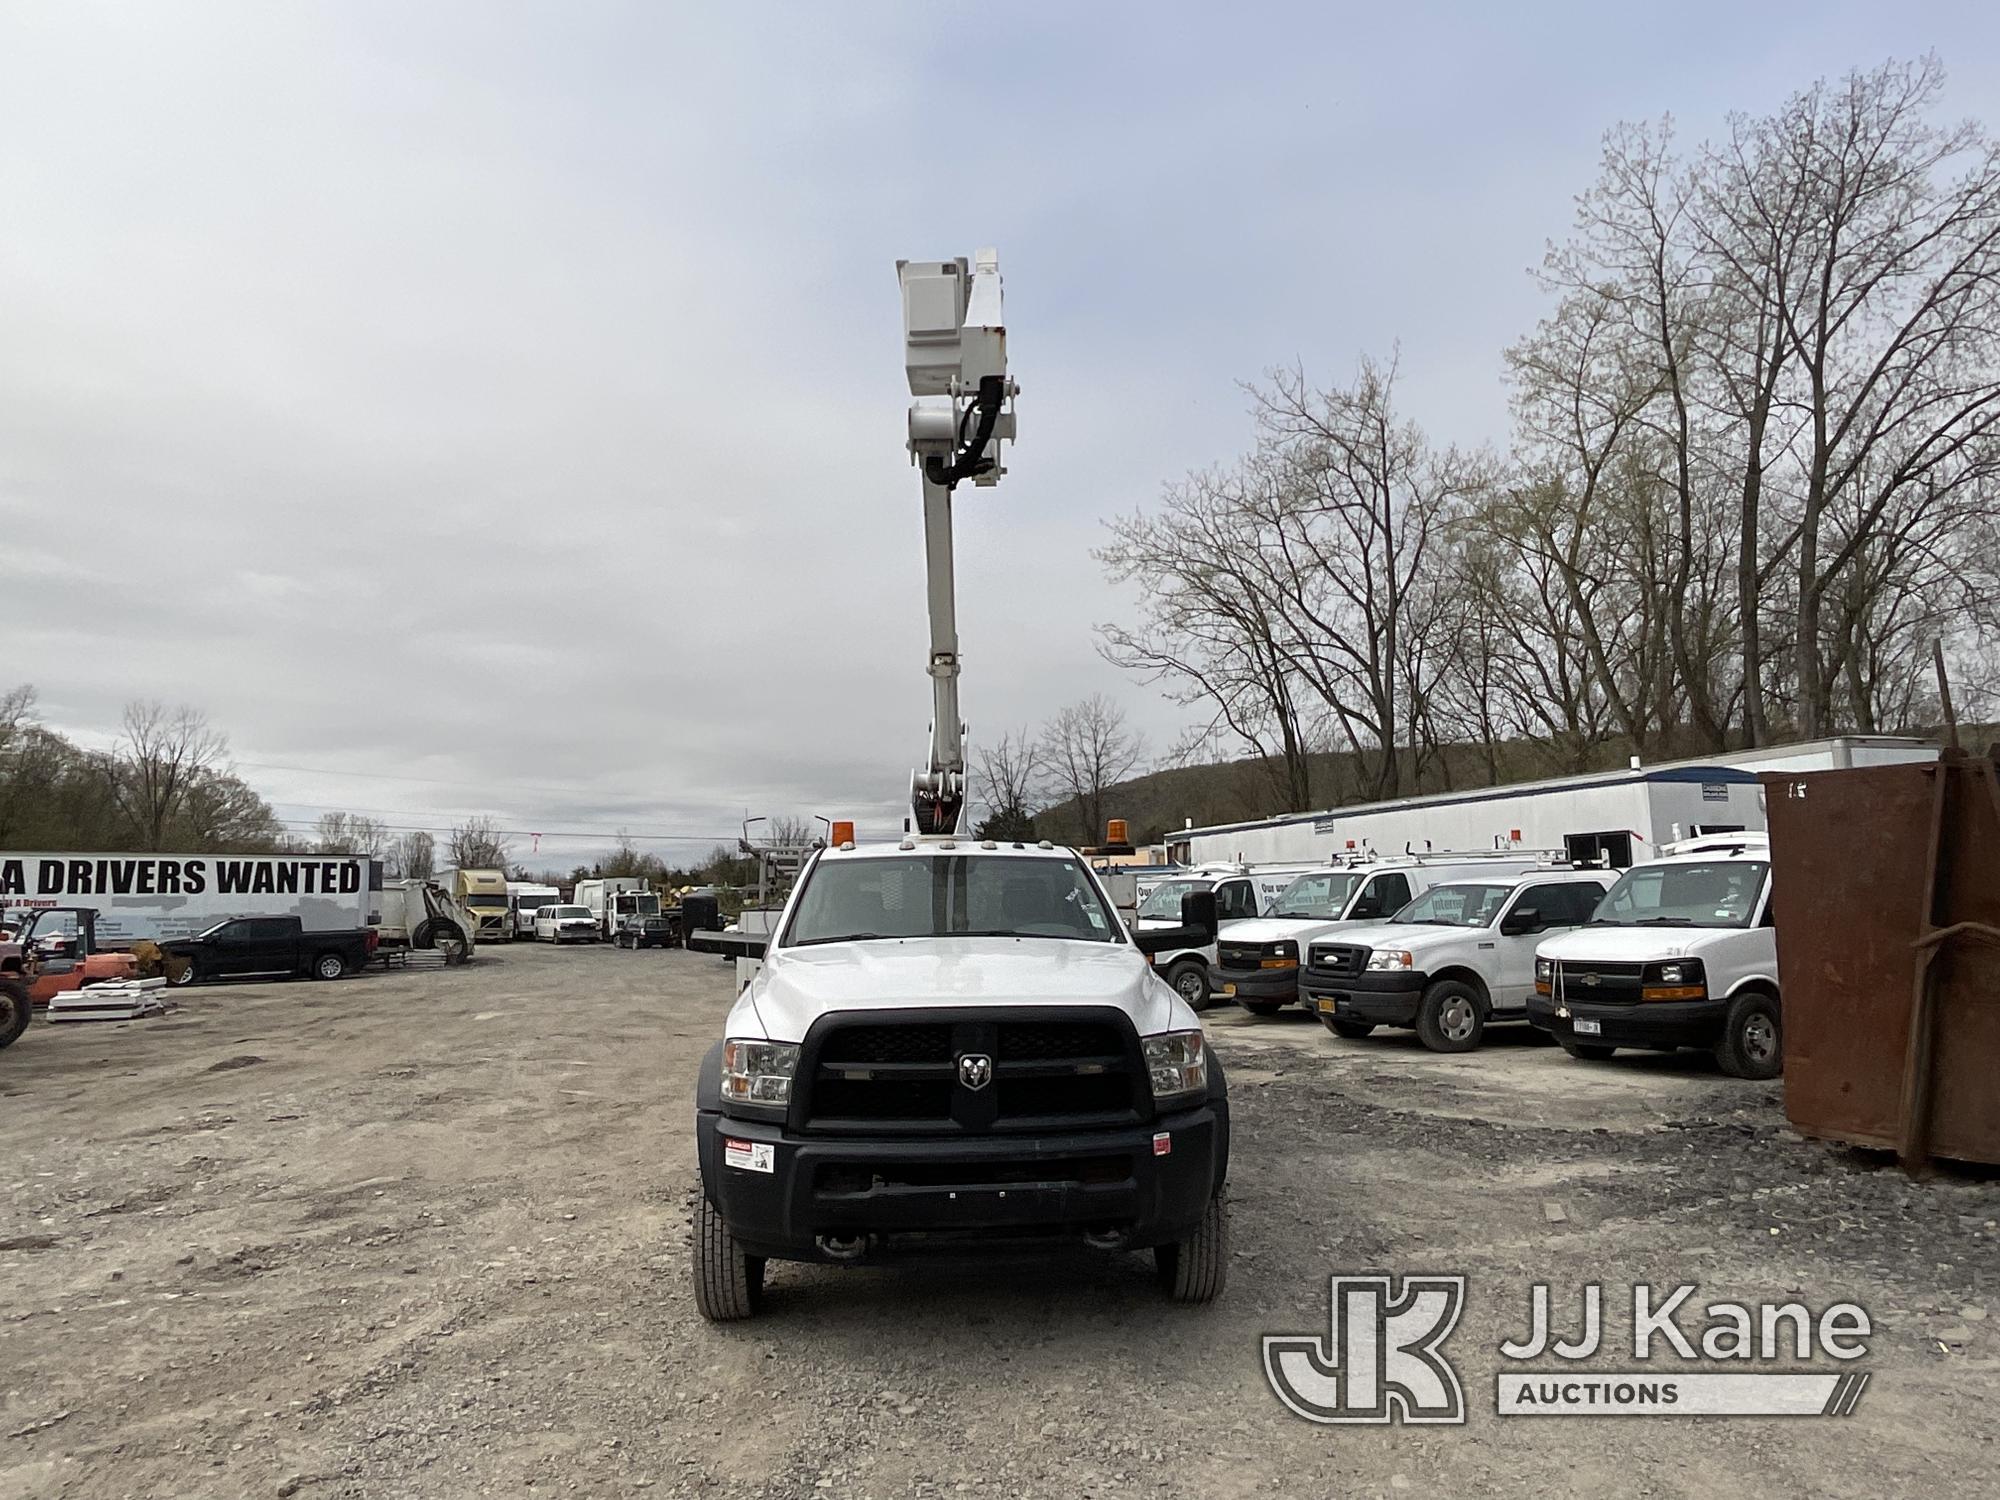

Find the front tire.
[
  {"left": 1323, "top": 1016, "right": 1376, "bottom": 1040},
  {"left": 1155, "top": 1193, "right": 1228, "bottom": 1304},
  {"left": 693, "top": 1190, "right": 765, "bottom": 1321},
  {"left": 1166, "top": 961, "right": 1210, "bottom": 1012},
  {"left": 167, "top": 957, "right": 198, "bottom": 988},
  {"left": 1414, "top": 979, "right": 1484, "bottom": 1053},
  {"left": 0, "top": 978, "right": 30, "bottom": 1050},
  {"left": 312, "top": 952, "right": 347, "bottom": 981},
  {"left": 1715, "top": 991, "right": 1782, "bottom": 1080}
]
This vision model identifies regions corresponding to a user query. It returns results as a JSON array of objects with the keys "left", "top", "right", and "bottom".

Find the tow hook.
[{"left": 816, "top": 1232, "right": 872, "bottom": 1262}]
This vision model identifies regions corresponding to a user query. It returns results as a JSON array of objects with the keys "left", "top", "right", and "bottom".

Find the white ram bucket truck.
[
  {"left": 1529, "top": 833, "right": 1782, "bottom": 1079},
  {"left": 506, "top": 881, "right": 561, "bottom": 939},
  {"left": 572, "top": 878, "right": 660, "bottom": 942},
  {"left": 1212, "top": 850, "right": 1563, "bottom": 1016},
  {"left": 1298, "top": 866, "right": 1615, "bottom": 1052},
  {"left": 688, "top": 249, "right": 1233, "bottom": 1322},
  {"left": 1131, "top": 862, "right": 1320, "bottom": 1011}
]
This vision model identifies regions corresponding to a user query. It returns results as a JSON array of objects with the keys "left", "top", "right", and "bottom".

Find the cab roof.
[{"left": 818, "top": 839, "right": 1084, "bottom": 862}]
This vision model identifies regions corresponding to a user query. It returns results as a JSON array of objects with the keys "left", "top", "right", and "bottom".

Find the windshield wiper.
[
  {"left": 791, "top": 932, "right": 900, "bottom": 946},
  {"left": 1633, "top": 917, "right": 1697, "bottom": 926}
]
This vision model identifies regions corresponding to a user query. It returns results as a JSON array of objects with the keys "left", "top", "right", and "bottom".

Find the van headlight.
[
  {"left": 1144, "top": 1030, "right": 1208, "bottom": 1103},
  {"left": 1365, "top": 949, "right": 1414, "bottom": 971},
  {"left": 722, "top": 1039, "right": 799, "bottom": 1109}
]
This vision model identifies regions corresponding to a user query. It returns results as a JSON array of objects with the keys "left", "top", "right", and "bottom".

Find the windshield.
[
  {"left": 1394, "top": 882, "right": 1512, "bottom": 927},
  {"left": 1137, "top": 878, "right": 1212, "bottom": 919},
  {"left": 550, "top": 906, "right": 591, "bottom": 919},
  {"left": 784, "top": 854, "right": 1118, "bottom": 946},
  {"left": 513, "top": 892, "right": 557, "bottom": 908},
  {"left": 614, "top": 893, "right": 661, "bottom": 915},
  {"left": 1270, "top": 871, "right": 1363, "bottom": 920},
  {"left": 1591, "top": 860, "right": 1768, "bottom": 928}
]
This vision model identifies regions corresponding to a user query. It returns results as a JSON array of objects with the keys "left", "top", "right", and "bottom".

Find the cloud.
[{"left": 5, "top": 2, "right": 1996, "bottom": 865}]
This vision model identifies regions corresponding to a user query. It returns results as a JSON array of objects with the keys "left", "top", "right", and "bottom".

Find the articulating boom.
[{"left": 897, "top": 249, "right": 1019, "bottom": 836}]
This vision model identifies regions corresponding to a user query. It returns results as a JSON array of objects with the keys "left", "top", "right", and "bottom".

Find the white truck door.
[{"left": 1491, "top": 881, "right": 1593, "bottom": 1012}]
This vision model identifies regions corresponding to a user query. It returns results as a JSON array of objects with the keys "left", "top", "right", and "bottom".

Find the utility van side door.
[
  {"left": 1213, "top": 879, "right": 1259, "bottom": 924},
  {"left": 1491, "top": 883, "right": 1596, "bottom": 1011},
  {"left": 1345, "top": 872, "right": 1413, "bottom": 924}
]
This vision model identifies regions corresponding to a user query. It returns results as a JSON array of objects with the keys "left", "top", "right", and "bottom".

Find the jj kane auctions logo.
[{"left": 1265, "top": 1276, "right": 1872, "bottom": 1422}]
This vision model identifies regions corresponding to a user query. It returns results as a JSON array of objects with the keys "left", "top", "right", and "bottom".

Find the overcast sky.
[{"left": 5, "top": 3, "right": 1996, "bottom": 868}]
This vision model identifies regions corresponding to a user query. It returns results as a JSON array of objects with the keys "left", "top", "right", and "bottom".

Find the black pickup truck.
[{"left": 161, "top": 916, "right": 377, "bottom": 986}]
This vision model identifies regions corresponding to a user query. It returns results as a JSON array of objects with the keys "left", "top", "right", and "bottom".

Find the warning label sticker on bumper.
[{"left": 723, "top": 1138, "right": 774, "bottom": 1174}]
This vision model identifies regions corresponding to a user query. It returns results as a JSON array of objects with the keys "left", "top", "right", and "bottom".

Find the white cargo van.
[
  {"left": 1530, "top": 834, "right": 1781, "bottom": 1078},
  {"left": 1214, "top": 852, "right": 1560, "bottom": 1016}
]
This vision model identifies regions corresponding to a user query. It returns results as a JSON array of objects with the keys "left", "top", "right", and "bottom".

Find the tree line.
[{"left": 1097, "top": 57, "right": 1999, "bottom": 815}]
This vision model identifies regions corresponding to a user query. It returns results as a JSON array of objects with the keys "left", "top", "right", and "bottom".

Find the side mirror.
[
  {"left": 1499, "top": 906, "right": 1541, "bottom": 937},
  {"left": 1181, "top": 890, "right": 1218, "bottom": 940}
]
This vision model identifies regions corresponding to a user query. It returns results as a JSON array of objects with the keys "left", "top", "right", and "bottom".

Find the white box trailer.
[
  {"left": 1179, "top": 737, "right": 1936, "bottom": 871},
  {"left": 0, "top": 852, "right": 376, "bottom": 947}
]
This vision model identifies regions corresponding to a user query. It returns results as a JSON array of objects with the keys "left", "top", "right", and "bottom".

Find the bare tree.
[
  {"left": 312, "top": 812, "right": 389, "bottom": 857},
  {"left": 392, "top": 830, "right": 436, "bottom": 881},
  {"left": 1041, "top": 695, "right": 1145, "bottom": 843},
  {"left": 448, "top": 816, "right": 511, "bottom": 871},
  {"left": 102, "top": 701, "right": 231, "bottom": 850},
  {"left": 973, "top": 728, "right": 1042, "bottom": 840}
]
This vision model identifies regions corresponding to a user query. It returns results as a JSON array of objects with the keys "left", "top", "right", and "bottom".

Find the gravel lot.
[{"left": 4, "top": 943, "right": 1996, "bottom": 1499}]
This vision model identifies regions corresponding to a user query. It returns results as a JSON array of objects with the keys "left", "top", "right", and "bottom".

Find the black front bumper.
[
  {"left": 1216, "top": 964, "right": 1299, "bottom": 1004},
  {"left": 1300, "top": 970, "right": 1426, "bottom": 1026},
  {"left": 696, "top": 1069, "right": 1229, "bottom": 1263},
  {"left": 1527, "top": 992, "right": 1728, "bottom": 1050}
]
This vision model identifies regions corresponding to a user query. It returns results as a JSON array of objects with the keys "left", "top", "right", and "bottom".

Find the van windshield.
[
  {"left": 1591, "top": 861, "right": 1768, "bottom": 928},
  {"left": 1137, "top": 878, "right": 1211, "bottom": 919},
  {"left": 785, "top": 855, "right": 1117, "bottom": 946},
  {"left": 551, "top": 906, "right": 591, "bottom": 919},
  {"left": 1269, "top": 872, "right": 1362, "bottom": 920}
]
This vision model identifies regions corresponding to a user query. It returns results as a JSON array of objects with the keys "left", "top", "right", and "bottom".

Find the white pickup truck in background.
[{"left": 1299, "top": 869, "right": 1614, "bottom": 1051}]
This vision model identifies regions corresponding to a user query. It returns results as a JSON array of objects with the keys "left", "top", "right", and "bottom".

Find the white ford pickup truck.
[{"left": 691, "top": 838, "right": 1230, "bottom": 1319}]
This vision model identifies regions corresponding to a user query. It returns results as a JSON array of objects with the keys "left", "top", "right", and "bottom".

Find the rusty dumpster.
[{"left": 1761, "top": 748, "right": 2000, "bottom": 1169}]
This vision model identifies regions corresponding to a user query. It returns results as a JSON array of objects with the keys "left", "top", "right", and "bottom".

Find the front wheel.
[
  {"left": 1715, "top": 991, "right": 1782, "bottom": 1080},
  {"left": 0, "top": 978, "right": 30, "bottom": 1050},
  {"left": 693, "top": 1189, "right": 765, "bottom": 1321},
  {"left": 1166, "top": 961, "right": 1210, "bottom": 1012},
  {"left": 312, "top": 952, "right": 347, "bottom": 981},
  {"left": 1155, "top": 1193, "right": 1228, "bottom": 1304},
  {"left": 1415, "top": 979, "right": 1485, "bottom": 1053},
  {"left": 167, "top": 957, "right": 198, "bottom": 988},
  {"left": 1323, "top": 1016, "right": 1376, "bottom": 1040}
]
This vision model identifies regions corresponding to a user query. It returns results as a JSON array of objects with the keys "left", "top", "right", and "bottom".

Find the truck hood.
[
  {"left": 735, "top": 937, "right": 1186, "bottom": 1043},
  {"left": 1536, "top": 924, "right": 1735, "bottom": 962},
  {"left": 1217, "top": 916, "right": 1348, "bottom": 945},
  {"left": 1311, "top": 921, "right": 1466, "bottom": 955}
]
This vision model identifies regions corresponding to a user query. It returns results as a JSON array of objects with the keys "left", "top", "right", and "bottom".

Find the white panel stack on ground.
[{"left": 46, "top": 975, "right": 168, "bottom": 1023}]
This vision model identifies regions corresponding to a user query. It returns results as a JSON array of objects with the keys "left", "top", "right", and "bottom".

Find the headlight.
[
  {"left": 1535, "top": 958, "right": 1553, "bottom": 983},
  {"left": 1656, "top": 962, "right": 1686, "bottom": 986},
  {"left": 721, "top": 1038, "right": 798, "bottom": 1108},
  {"left": 1365, "top": 949, "right": 1414, "bottom": 971},
  {"left": 1144, "top": 1030, "right": 1208, "bottom": 1102},
  {"left": 1641, "top": 959, "right": 1707, "bottom": 1001}
]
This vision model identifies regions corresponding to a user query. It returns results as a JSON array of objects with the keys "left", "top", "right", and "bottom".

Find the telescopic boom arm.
[{"left": 896, "top": 249, "right": 1019, "bottom": 836}]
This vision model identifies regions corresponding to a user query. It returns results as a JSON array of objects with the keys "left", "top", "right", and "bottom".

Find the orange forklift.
[{"left": 0, "top": 907, "right": 161, "bottom": 1047}]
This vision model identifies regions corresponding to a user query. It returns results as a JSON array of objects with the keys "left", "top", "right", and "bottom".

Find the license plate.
[
  {"left": 1219, "top": 983, "right": 1236, "bottom": 998},
  {"left": 1317, "top": 998, "right": 1337, "bottom": 1014},
  {"left": 1573, "top": 1018, "right": 1602, "bottom": 1036}
]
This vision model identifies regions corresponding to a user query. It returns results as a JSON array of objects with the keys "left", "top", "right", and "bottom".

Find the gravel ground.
[{"left": 3, "top": 943, "right": 1996, "bottom": 1499}]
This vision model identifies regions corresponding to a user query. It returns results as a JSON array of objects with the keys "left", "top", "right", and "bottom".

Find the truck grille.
[
  {"left": 798, "top": 1010, "right": 1144, "bottom": 1135},
  {"left": 1217, "top": 941, "right": 1265, "bottom": 970},
  {"left": 1555, "top": 960, "right": 1645, "bottom": 1003},
  {"left": 1307, "top": 943, "right": 1366, "bottom": 981}
]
